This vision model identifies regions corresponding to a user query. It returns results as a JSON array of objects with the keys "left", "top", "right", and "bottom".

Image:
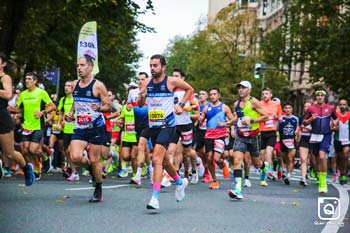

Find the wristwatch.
[{"left": 178, "top": 102, "right": 185, "bottom": 108}]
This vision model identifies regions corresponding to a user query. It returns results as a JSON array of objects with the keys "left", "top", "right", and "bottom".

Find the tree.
[
  {"left": 0, "top": 0, "right": 154, "bottom": 97},
  {"left": 164, "top": 3, "right": 289, "bottom": 102},
  {"left": 262, "top": 1, "right": 350, "bottom": 99}
]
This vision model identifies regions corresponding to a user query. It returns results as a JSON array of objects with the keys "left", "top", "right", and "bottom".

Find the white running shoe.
[
  {"left": 190, "top": 172, "right": 199, "bottom": 184},
  {"left": 196, "top": 157, "right": 205, "bottom": 177},
  {"left": 146, "top": 196, "right": 159, "bottom": 209},
  {"left": 244, "top": 178, "right": 251, "bottom": 188},
  {"left": 175, "top": 178, "right": 188, "bottom": 202},
  {"left": 67, "top": 173, "right": 80, "bottom": 181},
  {"left": 161, "top": 176, "right": 172, "bottom": 187}
]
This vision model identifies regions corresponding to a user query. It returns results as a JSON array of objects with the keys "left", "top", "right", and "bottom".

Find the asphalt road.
[{"left": 0, "top": 169, "right": 349, "bottom": 233}]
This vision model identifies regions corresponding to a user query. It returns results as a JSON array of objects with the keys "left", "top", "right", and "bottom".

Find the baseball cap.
[{"left": 236, "top": 81, "right": 252, "bottom": 89}]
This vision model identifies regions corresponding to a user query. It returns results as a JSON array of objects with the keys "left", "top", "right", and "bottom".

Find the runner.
[
  {"left": 259, "top": 88, "right": 282, "bottom": 180},
  {"left": 15, "top": 72, "right": 56, "bottom": 180},
  {"left": 278, "top": 102, "right": 299, "bottom": 185},
  {"left": 333, "top": 99, "right": 350, "bottom": 185},
  {"left": 227, "top": 81, "right": 268, "bottom": 199},
  {"left": 138, "top": 54, "right": 192, "bottom": 210},
  {"left": 303, "top": 88, "right": 337, "bottom": 194},
  {"left": 198, "top": 87, "right": 233, "bottom": 189},
  {"left": 298, "top": 101, "right": 312, "bottom": 186},
  {"left": 67, "top": 56, "right": 111, "bottom": 202},
  {"left": 0, "top": 51, "right": 35, "bottom": 186},
  {"left": 57, "top": 80, "right": 80, "bottom": 181}
]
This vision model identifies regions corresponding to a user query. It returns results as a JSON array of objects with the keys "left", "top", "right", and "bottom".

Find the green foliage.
[
  {"left": 164, "top": 4, "right": 289, "bottom": 104},
  {"left": 262, "top": 0, "right": 350, "bottom": 99},
  {"left": 0, "top": 0, "right": 154, "bottom": 98}
]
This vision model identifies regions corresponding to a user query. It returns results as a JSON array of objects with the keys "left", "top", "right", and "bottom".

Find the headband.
[{"left": 315, "top": 90, "right": 327, "bottom": 95}]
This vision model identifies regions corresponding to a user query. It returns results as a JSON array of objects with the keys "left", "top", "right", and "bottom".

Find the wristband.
[{"left": 179, "top": 102, "right": 185, "bottom": 108}]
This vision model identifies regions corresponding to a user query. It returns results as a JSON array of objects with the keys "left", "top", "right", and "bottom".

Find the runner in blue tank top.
[
  {"left": 138, "top": 54, "right": 194, "bottom": 210},
  {"left": 66, "top": 56, "right": 111, "bottom": 203}
]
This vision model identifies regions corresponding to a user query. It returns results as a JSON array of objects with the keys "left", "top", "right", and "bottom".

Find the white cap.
[
  {"left": 236, "top": 81, "right": 252, "bottom": 89},
  {"left": 272, "top": 97, "right": 281, "bottom": 103}
]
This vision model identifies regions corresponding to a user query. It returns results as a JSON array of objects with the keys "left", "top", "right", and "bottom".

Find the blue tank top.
[
  {"left": 73, "top": 79, "right": 105, "bottom": 129},
  {"left": 205, "top": 102, "right": 226, "bottom": 138},
  {"left": 146, "top": 76, "right": 175, "bottom": 128}
]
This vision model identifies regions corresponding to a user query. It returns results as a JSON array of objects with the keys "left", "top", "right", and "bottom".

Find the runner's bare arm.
[
  {"left": 93, "top": 80, "right": 111, "bottom": 112},
  {"left": 251, "top": 98, "right": 268, "bottom": 123}
]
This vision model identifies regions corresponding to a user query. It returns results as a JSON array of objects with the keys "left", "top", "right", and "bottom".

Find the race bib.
[
  {"left": 282, "top": 139, "right": 295, "bottom": 149},
  {"left": 22, "top": 129, "right": 33, "bottom": 136},
  {"left": 310, "top": 134, "right": 324, "bottom": 143},
  {"left": 214, "top": 139, "right": 225, "bottom": 154},
  {"left": 125, "top": 122, "right": 136, "bottom": 134},
  {"left": 264, "top": 119, "right": 274, "bottom": 128},
  {"left": 340, "top": 139, "right": 350, "bottom": 146},
  {"left": 180, "top": 130, "right": 193, "bottom": 146},
  {"left": 148, "top": 109, "right": 165, "bottom": 127},
  {"left": 77, "top": 114, "right": 92, "bottom": 125}
]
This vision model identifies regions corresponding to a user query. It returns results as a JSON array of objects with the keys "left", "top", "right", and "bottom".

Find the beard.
[{"left": 151, "top": 70, "right": 162, "bottom": 79}]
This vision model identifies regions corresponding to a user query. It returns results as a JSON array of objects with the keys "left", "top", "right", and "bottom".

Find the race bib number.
[
  {"left": 148, "top": 109, "right": 165, "bottom": 127},
  {"left": 264, "top": 119, "right": 274, "bottom": 128},
  {"left": 180, "top": 130, "right": 193, "bottom": 146},
  {"left": 214, "top": 139, "right": 225, "bottom": 154},
  {"left": 77, "top": 114, "right": 92, "bottom": 125},
  {"left": 125, "top": 122, "right": 136, "bottom": 133},
  {"left": 340, "top": 139, "right": 350, "bottom": 146},
  {"left": 282, "top": 139, "right": 295, "bottom": 149},
  {"left": 22, "top": 129, "right": 34, "bottom": 136},
  {"left": 310, "top": 134, "right": 324, "bottom": 143}
]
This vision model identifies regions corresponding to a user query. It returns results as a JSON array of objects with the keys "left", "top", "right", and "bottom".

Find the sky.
[{"left": 135, "top": 0, "right": 209, "bottom": 73}]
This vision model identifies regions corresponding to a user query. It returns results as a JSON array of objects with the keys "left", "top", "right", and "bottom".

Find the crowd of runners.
[{"left": 1, "top": 52, "right": 349, "bottom": 210}]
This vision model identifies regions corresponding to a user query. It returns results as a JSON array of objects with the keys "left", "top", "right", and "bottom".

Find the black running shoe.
[
  {"left": 299, "top": 179, "right": 308, "bottom": 187},
  {"left": 89, "top": 187, "right": 103, "bottom": 203},
  {"left": 284, "top": 177, "right": 290, "bottom": 185}
]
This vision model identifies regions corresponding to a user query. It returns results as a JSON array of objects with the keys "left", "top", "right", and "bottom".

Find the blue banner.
[{"left": 42, "top": 68, "right": 59, "bottom": 85}]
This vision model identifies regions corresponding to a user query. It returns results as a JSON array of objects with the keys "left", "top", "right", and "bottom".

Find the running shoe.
[
  {"left": 227, "top": 189, "right": 243, "bottom": 199},
  {"left": 24, "top": 163, "right": 35, "bottom": 186},
  {"left": 89, "top": 187, "right": 103, "bottom": 203},
  {"left": 175, "top": 178, "right": 188, "bottom": 202},
  {"left": 318, "top": 186, "right": 328, "bottom": 194},
  {"left": 82, "top": 168, "right": 90, "bottom": 176},
  {"left": 34, "top": 171, "right": 41, "bottom": 181},
  {"left": 208, "top": 181, "right": 220, "bottom": 189},
  {"left": 267, "top": 172, "right": 276, "bottom": 181},
  {"left": 243, "top": 178, "right": 251, "bottom": 188},
  {"left": 67, "top": 173, "right": 80, "bottom": 181},
  {"left": 339, "top": 175, "right": 348, "bottom": 185},
  {"left": 196, "top": 157, "right": 205, "bottom": 177},
  {"left": 190, "top": 172, "right": 199, "bottom": 184},
  {"left": 201, "top": 173, "right": 211, "bottom": 183},
  {"left": 299, "top": 179, "right": 308, "bottom": 187},
  {"left": 130, "top": 177, "right": 141, "bottom": 185},
  {"left": 260, "top": 180, "right": 268, "bottom": 186},
  {"left": 141, "top": 165, "right": 147, "bottom": 178},
  {"left": 3, "top": 168, "right": 12, "bottom": 177},
  {"left": 146, "top": 196, "right": 159, "bottom": 209},
  {"left": 222, "top": 162, "right": 230, "bottom": 179},
  {"left": 0, "top": 160, "right": 3, "bottom": 179},
  {"left": 284, "top": 177, "right": 290, "bottom": 185},
  {"left": 161, "top": 175, "right": 172, "bottom": 188},
  {"left": 117, "top": 169, "right": 128, "bottom": 178}
]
